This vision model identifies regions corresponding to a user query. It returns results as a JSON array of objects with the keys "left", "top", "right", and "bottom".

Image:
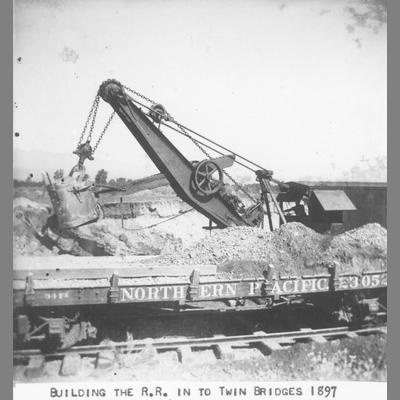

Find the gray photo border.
[
  {"left": 0, "top": 0, "right": 14, "bottom": 399},
  {"left": 387, "top": 0, "right": 397, "bottom": 398},
  {"left": 1, "top": 1, "right": 397, "bottom": 399}
]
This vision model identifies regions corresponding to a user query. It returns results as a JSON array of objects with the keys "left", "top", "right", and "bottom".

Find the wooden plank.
[
  {"left": 14, "top": 255, "right": 158, "bottom": 270},
  {"left": 13, "top": 255, "right": 217, "bottom": 279},
  {"left": 14, "top": 279, "right": 259, "bottom": 306}
]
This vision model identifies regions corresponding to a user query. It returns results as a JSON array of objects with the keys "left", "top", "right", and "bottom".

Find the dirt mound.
[
  {"left": 161, "top": 222, "right": 387, "bottom": 277},
  {"left": 323, "top": 223, "right": 387, "bottom": 275},
  {"left": 329, "top": 223, "right": 387, "bottom": 256}
]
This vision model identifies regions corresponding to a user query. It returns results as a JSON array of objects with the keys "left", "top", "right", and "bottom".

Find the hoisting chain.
[
  {"left": 123, "top": 85, "right": 157, "bottom": 105},
  {"left": 76, "top": 94, "right": 100, "bottom": 148},
  {"left": 92, "top": 111, "right": 116, "bottom": 153},
  {"left": 123, "top": 85, "right": 258, "bottom": 204},
  {"left": 75, "top": 94, "right": 114, "bottom": 157},
  {"left": 86, "top": 95, "right": 100, "bottom": 143}
]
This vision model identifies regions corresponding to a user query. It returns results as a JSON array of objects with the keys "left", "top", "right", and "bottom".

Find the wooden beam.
[{"left": 13, "top": 256, "right": 217, "bottom": 279}]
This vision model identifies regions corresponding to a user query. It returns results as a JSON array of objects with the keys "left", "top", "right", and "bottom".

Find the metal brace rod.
[{"left": 262, "top": 178, "right": 287, "bottom": 224}]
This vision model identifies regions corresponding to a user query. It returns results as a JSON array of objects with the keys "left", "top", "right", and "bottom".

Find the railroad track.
[{"left": 14, "top": 324, "right": 386, "bottom": 378}]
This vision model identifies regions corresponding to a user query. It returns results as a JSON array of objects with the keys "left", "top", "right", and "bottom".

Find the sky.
[{"left": 13, "top": 0, "right": 387, "bottom": 182}]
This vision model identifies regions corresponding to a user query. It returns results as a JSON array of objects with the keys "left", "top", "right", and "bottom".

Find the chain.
[
  {"left": 75, "top": 94, "right": 114, "bottom": 158},
  {"left": 87, "top": 95, "right": 100, "bottom": 142},
  {"left": 92, "top": 111, "right": 116, "bottom": 154},
  {"left": 76, "top": 94, "right": 100, "bottom": 148},
  {"left": 75, "top": 91, "right": 115, "bottom": 156},
  {"left": 122, "top": 85, "right": 157, "bottom": 105},
  {"left": 220, "top": 167, "right": 258, "bottom": 203}
]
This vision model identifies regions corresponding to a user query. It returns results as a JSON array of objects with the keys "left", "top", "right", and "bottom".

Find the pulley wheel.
[
  {"left": 149, "top": 104, "right": 167, "bottom": 123},
  {"left": 193, "top": 160, "right": 223, "bottom": 195}
]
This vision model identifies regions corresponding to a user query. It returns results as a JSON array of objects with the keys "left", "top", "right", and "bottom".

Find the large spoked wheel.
[{"left": 193, "top": 160, "right": 223, "bottom": 195}]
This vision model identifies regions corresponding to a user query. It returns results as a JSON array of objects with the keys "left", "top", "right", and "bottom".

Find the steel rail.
[{"left": 14, "top": 325, "right": 386, "bottom": 359}]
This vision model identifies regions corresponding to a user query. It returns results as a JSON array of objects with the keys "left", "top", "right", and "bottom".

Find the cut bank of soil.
[{"left": 13, "top": 197, "right": 187, "bottom": 257}]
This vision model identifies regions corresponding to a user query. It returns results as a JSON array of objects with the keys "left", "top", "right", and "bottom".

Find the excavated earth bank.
[{"left": 13, "top": 197, "right": 184, "bottom": 257}]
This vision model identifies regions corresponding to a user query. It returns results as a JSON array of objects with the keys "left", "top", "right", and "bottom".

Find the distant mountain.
[{"left": 13, "top": 147, "right": 158, "bottom": 181}]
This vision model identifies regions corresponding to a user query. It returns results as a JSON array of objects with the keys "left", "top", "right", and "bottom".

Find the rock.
[{"left": 118, "top": 233, "right": 130, "bottom": 246}]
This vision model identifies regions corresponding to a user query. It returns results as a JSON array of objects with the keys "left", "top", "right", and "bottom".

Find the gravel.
[{"left": 161, "top": 222, "right": 387, "bottom": 277}]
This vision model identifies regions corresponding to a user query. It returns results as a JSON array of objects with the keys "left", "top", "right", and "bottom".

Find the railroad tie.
[
  {"left": 213, "top": 344, "right": 235, "bottom": 360},
  {"left": 212, "top": 335, "right": 235, "bottom": 360},
  {"left": 251, "top": 331, "right": 285, "bottom": 354},
  {"left": 310, "top": 335, "right": 328, "bottom": 344},
  {"left": 378, "top": 326, "right": 387, "bottom": 334},
  {"left": 24, "top": 355, "right": 45, "bottom": 379},
  {"left": 95, "top": 350, "right": 116, "bottom": 369},
  {"left": 263, "top": 340, "right": 284, "bottom": 351},
  {"left": 299, "top": 328, "right": 328, "bottom": 344},
  {"left": 344, "top": 332, "right": 359, "bottom": 339},
  {"left": 60, "top": 353, "right": 82, "bottom": 376},
  {"left": 255, "top": 340, "right": 284, "bottom": 355},
  {"left": 177, "top": 345, "right": 193, "bottom": 363}
]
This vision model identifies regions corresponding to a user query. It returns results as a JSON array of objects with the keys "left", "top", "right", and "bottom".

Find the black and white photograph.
[{"left": 13, "top": 0, "right": 387, "bottom": 397}]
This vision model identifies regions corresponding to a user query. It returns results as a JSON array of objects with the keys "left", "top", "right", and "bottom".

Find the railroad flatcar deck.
[{"left": 13, "top": 255, "right": 387, "bottom": 308}]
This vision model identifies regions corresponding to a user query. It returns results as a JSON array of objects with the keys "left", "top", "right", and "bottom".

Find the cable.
[
  {"left": 159, "top": 121, "right": 256, "bottom": 173},
  {"left": 124, "top": 208, "right": 194, "bottom": 231},
  {"left": 127, "top": 96, "right": 269, "bottom": 173}
]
